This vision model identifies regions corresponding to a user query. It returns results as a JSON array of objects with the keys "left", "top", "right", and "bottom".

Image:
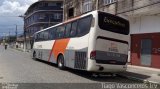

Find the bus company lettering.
[{"left": 104, "top": 17, "right": 126, "bottom": 27}]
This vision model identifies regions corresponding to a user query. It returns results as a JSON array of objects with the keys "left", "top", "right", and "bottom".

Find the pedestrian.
[{"left": 4, "top": 43, "right": 7, "bottom": 50}]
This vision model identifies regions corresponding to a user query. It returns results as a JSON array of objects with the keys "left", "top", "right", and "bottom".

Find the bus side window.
[
  {"left": 70, "top": 21, "right": 77, "bottom": 37},
  {"left": 36, "top": 34, "right": 39, "bottom": 42},
  {"left": 77, "top": 16, "right": 92, "bottom": 37},
  {"left": 65, "top": 23, "right": 71, "bottom": 38},
  {"left": 40, "top": 32, "right": 44, "bottom": 41},
  {"left": 37, "top": 33, "right": 40, "bottom": 41},
  {"left": 44, "top": 30, "right": 49, "bottom": 41},
  {"left": 56, "top": 25, "right": 66, "bottom": 39},
  {"left": 49, "top": 28, "right": 56, "bottom": 40},
  {"left": 34, "top": 34, "right": 36, "bottom": 42}
]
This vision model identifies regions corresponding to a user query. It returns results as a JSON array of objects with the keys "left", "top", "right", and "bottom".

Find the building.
[
  {"left": 63, "top": 0, "right": 117, "bottom": 21},
  {"left": 117, "top": 0, "right": 160, "bottom": 69},
  {"left": 63, "top": 0, "right": 160, "bottom": 69},
  {"left": 24, "top": 0, "right": 63, "bottom": 50}
]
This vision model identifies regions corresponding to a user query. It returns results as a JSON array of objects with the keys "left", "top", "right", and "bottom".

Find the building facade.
[
  {"left": 24, "top": 0, "right": 63, "bottom": 50},
  {"left": 63, "top": 0, "right": 160, "bottom": 69},
  {"left": 117, "top": 0, "right": 160, "bottom": 69},
  {"left": 63, "top": 0, "right": 117, "bottom": 21}
]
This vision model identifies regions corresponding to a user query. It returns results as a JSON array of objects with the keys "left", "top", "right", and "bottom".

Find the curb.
[
  {"left": 118, "top": 74, "right": 160, "bottom": 85},
  {"left": 10, "top": 48, "right": 24, "bottom": 52},
  {"left": 10, "top": 48, "right": 31, "bottom": 53}
]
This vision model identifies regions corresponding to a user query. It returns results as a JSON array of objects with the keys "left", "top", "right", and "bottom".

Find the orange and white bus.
[{"left": 32, "top": 10, "right": 129, "bottom": 73}]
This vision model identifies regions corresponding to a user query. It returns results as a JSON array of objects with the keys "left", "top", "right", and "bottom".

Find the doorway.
[{"left": 141, "top": 39, "right": 152, "bottom": 66}]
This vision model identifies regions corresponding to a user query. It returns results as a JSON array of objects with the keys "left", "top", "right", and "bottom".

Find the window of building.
[
  {"left": 56, "top": 3, "right": 62, "bottom": 6},
  {"left": 48, "top": 3, "right": 56, "bottom": 6},
  {"left": 82, "top": 0, "right": 92, "bottom": 13},
  {"left": 38, "top": 3, "right": 44, "bottom": 7},
  {"left": 103, "top": 0, "right": 116, "bottom": 5},
  {"left": 39, "top": 14, "right": 45, "bottom": 20},
  {"left": 54, "top": 13, "right": 62, "bottom": 20},
  {"left": 68, "top": 8, "right": 74, "bottom": 18},
  {"left": 44, "top": 3, "right": 48, "bottom": 7}
]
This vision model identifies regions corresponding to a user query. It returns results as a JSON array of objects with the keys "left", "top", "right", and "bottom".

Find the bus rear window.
[{"left": 98, "top": 12, "right": 129, "bottom": 35}]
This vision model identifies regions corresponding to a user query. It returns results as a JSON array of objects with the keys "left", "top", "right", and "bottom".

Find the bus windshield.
[{"left": 98, "top": 12, "right": 129, "bottom": 35}]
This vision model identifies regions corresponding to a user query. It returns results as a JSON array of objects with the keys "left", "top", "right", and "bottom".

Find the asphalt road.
[{"left": 0, "top": 45, "right": 139, "bottom": 84}]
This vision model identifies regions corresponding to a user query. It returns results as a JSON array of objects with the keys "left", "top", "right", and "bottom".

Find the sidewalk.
[
  {"left": 10, "top": 46, "right": 31, "bottom": 53},
  {"left": 119, "top": 65, "right": 160, "bottom": 84}
]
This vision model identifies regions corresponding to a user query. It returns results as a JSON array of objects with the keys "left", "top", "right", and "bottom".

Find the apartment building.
[
  {"left": 63, "top": 0, "right": 160, "bottom": 69},
  {"left": 24, "top": 0, "right": 63, "bottom": 50}
]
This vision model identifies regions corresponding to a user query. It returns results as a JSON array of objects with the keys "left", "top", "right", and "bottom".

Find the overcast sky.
[{"left": 0, "top": 0, "right": 38, "bottom": 37}]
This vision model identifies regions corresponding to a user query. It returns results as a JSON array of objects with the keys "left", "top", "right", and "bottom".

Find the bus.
[{"left": 32, "top": 10, "right": 129, "bottom": 73}]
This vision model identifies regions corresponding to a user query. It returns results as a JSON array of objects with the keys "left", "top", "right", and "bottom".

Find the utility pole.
[
  {"left": 18, "top": 15, "right": 26, "bottom": 52},
  {"left": 15, "top": 25, "right": 17, "bottom": 41},
  {"left": 15, "top": 25, "right": 18, "bottom": 48},
  {"left": 8, "top": 31, "right": 10, "bottom": 43},
  {"left": 96, "top": 0, "right": 99, "bottom": 10},
  {"left": 3, "top": 33, "right": 6, "bottom": 45}
]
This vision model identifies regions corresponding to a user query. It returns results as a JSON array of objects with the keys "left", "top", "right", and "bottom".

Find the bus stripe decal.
[
  {"left": 48, "top": 41, "right": 56, "bottom": 62},
  {"left": 48, "top": 39, "right": 70, "bottom": 62}
]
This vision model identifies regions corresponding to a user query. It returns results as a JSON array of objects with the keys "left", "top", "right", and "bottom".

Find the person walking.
[{"left": 4, "top": 43, "right": 8, "bottom": 50}]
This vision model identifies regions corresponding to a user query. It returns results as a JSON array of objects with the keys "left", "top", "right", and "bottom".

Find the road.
[{"left": 0, "top": 45, "right": 139, "bottom": 84}]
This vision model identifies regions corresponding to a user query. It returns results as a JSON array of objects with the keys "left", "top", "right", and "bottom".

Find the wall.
[
  {"left": 117, "top": 0, "right": 160, "bottom": 16},
  {"left": 130, "top": 15, "right": 160, "bottom": 34},
  {"left": 129, "top": 15, "right": 160, "bottom": 68},
  {"left": 63, "top": 0, "right": 117, "bottom": 21},
  {"left": 131, "top": 33, "right": 160, "bottom": 68}
]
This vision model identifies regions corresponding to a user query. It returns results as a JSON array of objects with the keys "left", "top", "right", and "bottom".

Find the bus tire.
[
  {"left": 33, "top": 51, "right": 36, "bottom": 60},
  {"left": 57, "top": 55, "right": 65, "bottom": 70}
]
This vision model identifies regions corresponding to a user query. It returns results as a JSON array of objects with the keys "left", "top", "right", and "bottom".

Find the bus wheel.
[
  {"left": 57, "top": 55, "right": 65, "bottom": 70},
  {"left": 33, "top": 52, "right": 36, "bottom": 60}
]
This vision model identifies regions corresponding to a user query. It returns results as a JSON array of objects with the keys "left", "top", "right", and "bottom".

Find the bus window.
[
  {"left": 43, "top": 30, "right": 49, "bottom": 41},
  {"left": 77, "top": 16, "right": 92, "bottom": 37},
  {"left": 70, "top": 21, "right": 77, "bottom": 37},
  {"left": 49, "top": 28, "right": 56, "bottom": 40},
  {"left": 65, "top": 23, "right": 71, "bottom": 37},
  {"left": 98, "top": 12, "right": 129, "bottom": 35},
  {"left": 40, "top": 32, "right": 44, "bottom": 41},
  {"left": 56, "top": 25, "right": 66, "bottom": 39},
  {"left": 36, "top": 33, "right": 41, "bottom": 41},
  {"left": 35, "top": 34, "right": 38, "bottom": 42}
]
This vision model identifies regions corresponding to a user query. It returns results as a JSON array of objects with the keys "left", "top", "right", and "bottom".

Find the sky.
[{"left": 0, "top": 0, "right": 38, "bottom": 37}]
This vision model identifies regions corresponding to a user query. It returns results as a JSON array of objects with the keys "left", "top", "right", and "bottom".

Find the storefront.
[
  {"left": 130, "top": 15, "right": 160, "bottom": 69},
  {"left": 131, "top": 33, "right": 160, "bottom": 68}
]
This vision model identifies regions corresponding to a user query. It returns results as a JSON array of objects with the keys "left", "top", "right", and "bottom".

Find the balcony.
[{"left": 26, "top": 6, "right": 62, "bottom": 15}]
